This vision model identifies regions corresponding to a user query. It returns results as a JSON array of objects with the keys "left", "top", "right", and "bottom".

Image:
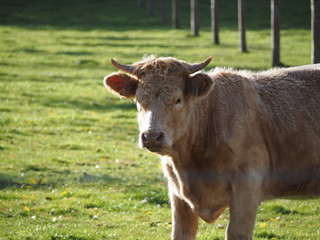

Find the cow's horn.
[
  {"left": 110, "top": 59, "right": 136, "bottom": 75},
  {"left": 188, "top": 56, "right": 213, "bottom": 73}
]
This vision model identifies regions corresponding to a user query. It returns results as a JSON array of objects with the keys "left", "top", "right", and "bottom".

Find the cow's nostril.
[
  {"left": 142, "top": 133, "right": 147, "bottom": 144},
  {"left": 156, "top": 132, "right": 163, "bottom": 141}
]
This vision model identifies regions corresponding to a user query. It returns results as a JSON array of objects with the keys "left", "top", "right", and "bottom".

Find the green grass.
[{"left": 0, "top": 0, "right": 319, "bottom": 239}]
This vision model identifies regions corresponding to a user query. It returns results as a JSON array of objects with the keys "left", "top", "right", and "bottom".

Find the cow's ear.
[
  {"left": 103, "top": 73, "right": 138, "bottom": 99},
  {"left": 185, "top": 73, "right": 215, "bottom": 100}
]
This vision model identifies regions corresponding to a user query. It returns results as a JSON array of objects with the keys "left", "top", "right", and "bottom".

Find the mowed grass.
[{"left": 0, "top": 0, "right": 319, "bottom": 239}]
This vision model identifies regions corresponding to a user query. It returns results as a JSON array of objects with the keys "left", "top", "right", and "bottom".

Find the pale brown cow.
[{"left": 103, "top": 56, "right": 320, "bottom": 240}]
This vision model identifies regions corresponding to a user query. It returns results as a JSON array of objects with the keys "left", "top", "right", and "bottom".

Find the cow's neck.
[{"left": 169, "top": 77, "right": 248, "bottom": 169}]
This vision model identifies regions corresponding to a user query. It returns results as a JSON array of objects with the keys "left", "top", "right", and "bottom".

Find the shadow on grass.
[
  {"left": 0, "top": 166, "right": 168, "bottom": 207},
  {"left": 0, "top": 0, "right": 168, "bottom": 31},
  {"left": 0, "top": 173, "right": 20, "bottom": 189},
  {"left": 77, "top": 172, "right": 122, "bottom": 184},
  {"left": 0, "top": 170, "right": 124, "bottom": 190},
  {"left": 0, "top": 0, "right": 310, "bottom": 31},
  {"left": 255, "top": 232, "right": 284, "bottom": 239},
  {"left": 42, "top": 96, "right": 136, "bottom": 112}
]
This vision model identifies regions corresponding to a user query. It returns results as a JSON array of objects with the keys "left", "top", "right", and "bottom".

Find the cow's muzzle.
[{"left": 140, "top": 130, "right": 168, "bottom": 153}]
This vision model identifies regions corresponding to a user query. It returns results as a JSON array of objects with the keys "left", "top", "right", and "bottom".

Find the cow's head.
[{"left": 104, "top": 56, "right": 214, "bottom": 155}]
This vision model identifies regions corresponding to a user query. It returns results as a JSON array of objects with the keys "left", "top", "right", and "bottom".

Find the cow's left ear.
[
  {"left": 185, "top": 73, "right": 215, "bottom": 100},
  {"left": 103, "top": 72, "right": 138, "bottom": 99}
]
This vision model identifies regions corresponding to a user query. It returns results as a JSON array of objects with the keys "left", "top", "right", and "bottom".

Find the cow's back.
[{"left": 254, "top": 65, "right": 320, "bottom": 135}]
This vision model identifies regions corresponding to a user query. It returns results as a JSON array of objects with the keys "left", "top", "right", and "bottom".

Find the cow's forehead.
[
  {"left": 136, "top": 75, "right": 183, "bottom": 105},
  {"left": 132, "top": 57, "right": 187, "bottom": 104},
  {"left": 133, "top": 57, "right": 188, "bottom": 79}
]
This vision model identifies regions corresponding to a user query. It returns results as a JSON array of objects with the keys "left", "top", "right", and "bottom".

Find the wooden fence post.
[
  {"left": 311, "top": 0, "right": 320, "bottom": 63},
  {"left": 238, "top": 0, "right": 247, "bottom": 52},
  {"left": 271, "top": 0, "right": 281, "bottom": 66},
  {"left": 211, "top": 0, "right": 219, "bottom": 44},
  {"left": 191, "top": 0, "right": 199, "bottom": 36}
]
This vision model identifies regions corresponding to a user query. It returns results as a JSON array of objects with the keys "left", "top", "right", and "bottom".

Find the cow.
[{"left": 103, "top": 56, "right": 320, "bottom": 240}]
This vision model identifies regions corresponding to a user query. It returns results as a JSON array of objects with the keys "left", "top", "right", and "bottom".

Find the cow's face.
[
  {"left": 104, "top": 57, "right": 214, "bottom": 155},
  {"left": 135, "top": 71, "right": 188, "bottom": 154}
]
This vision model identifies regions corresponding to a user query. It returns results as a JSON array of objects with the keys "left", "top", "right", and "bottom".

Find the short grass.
[{"left": 0, "top": 0, "right": 319, "bottom": 239}]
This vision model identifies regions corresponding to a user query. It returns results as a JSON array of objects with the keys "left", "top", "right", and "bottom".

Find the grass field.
[{"left": 0, "top": 0, "right": 319, "bottom": 239}]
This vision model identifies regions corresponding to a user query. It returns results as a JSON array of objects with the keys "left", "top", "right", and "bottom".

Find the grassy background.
[{"left": 0, "top": 0, "right": 319, "bottom": 239}]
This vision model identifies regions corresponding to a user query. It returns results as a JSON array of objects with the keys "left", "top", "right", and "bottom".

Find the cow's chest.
[{"left": 162, "top": 159, "right": 229, "bottom": 223}]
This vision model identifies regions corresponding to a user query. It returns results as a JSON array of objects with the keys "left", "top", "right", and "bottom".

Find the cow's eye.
[{"left": 176, "top": 98, "right": 182, "bottom": 105}]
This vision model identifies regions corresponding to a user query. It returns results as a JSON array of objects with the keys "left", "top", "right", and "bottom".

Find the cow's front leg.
[
  {"left": 226, "top": 183, "right": 262, "bottom": 240},
  {"left": 171, "top": 192, "right": 199, "bottom": 240}
]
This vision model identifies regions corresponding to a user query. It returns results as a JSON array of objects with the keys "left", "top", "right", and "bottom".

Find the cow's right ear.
[
  {"left": 185, "top": 73, "right": 215, "bottom": 101},
  {"left": 103, "top": 73, "right": 138, "bottom": 99}
]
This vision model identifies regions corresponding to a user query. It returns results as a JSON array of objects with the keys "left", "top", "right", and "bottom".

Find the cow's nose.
[{"left": 141, "top": 130, "right": 164, "bottom": 150}]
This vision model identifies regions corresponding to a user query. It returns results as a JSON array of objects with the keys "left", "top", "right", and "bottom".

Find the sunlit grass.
[{"left": 0, "top": 0, "right": 319, "bottom": 239}]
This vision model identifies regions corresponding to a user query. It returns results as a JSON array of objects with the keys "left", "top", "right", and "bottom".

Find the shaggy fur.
[{"left": 104, "top": 57, "right": 320, "bottom": 240}]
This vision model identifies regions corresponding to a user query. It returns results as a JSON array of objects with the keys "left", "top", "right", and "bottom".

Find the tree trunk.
[
  {"left": 211, "top": 0, "right": 219, "bottom": 44},
  {"left": 147, "top": 0, "right": 154, "bottom": 16},
  {"left": 271, "top": 0, "right": 281, "bottom": 66},
  {"left": 191, "top": 0, "right": 199, "bottom": 36},
  {"left": 311, "top": 0, "right": 320, "bottom": 63},
  {"left": 160, "top": 0, "right": 167, "bottom": 23},
  {"left": 172, "top": 0, "right": 180, "bottom": 28},
  {"left": 238, "top": 0, "right": 247, "bottom": 52}
]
